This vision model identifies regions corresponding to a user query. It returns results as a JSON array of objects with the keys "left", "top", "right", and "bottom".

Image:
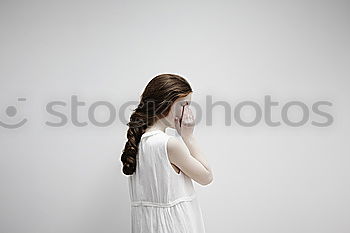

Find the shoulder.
[
  {"left": 166, "top": 136, "right": 181, "bottom": 151},
  {"left": 166, "top": 136, "right": 190, "bottom": 160}
]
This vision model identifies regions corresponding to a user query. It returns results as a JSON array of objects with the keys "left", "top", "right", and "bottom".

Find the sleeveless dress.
[{"left": 128, "top": 127, "right": 206, "bottom": 233}]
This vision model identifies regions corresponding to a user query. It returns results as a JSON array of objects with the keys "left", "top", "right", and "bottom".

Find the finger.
[
  {"left": 184, "top": 111, "right": 190, "bottom": 122},
  {"left": 183, "top": 105, "right": 189, "bottom": 117},
  {"left": 174, "top": 116, "right": 180, "bottom": 129},
  {"left": 186, "top": 105, "right": 192, "bottom": 114},
  {"left": 187, "top": 106, "right": 193, "bottom": 115}
]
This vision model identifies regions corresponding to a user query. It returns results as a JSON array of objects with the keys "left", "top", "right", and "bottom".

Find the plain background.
[{"left": 0, "top": 0, "right": 349, "bottom": 233}]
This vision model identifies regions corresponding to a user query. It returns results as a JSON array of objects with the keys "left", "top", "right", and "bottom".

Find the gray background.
[{"left": 0, "top": 0, "right": 349, "bottom": 233}]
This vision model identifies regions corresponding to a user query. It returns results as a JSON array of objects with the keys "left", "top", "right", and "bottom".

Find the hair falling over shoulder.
[{"left": 120, "top": 73, "right": 193, "bottom": 175}]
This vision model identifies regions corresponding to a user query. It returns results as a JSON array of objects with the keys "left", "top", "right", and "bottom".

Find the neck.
[{"left": 146, "top": 119, "right": 168, "bottom": 133}]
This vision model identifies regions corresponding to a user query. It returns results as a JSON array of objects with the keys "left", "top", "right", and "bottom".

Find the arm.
[
  {"left": 167, "top": 136, "right": 213, "bottom": 185},
  {"left": 167, "top": 103, "right": 213, "bottom": 185},
  {"left": 183, "top": 136, "right": 213, "bottom": 184}
]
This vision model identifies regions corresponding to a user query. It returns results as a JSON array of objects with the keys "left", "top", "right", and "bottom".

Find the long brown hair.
[{"left": 121, "top": 74, "right": 193, "bottom": 175}]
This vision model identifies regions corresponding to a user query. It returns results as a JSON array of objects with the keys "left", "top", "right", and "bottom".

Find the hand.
[{"left": 174, "top": 105, "right": 195, "bottom": 140}]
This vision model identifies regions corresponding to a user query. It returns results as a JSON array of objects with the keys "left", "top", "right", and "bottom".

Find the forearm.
[{"left": 182, "top": 136, "right": 213, "bottom": 177}]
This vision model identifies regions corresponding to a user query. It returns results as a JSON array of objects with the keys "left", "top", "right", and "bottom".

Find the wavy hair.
[{"left": 121, "top": 74, "right": 193, "bottom": 175}]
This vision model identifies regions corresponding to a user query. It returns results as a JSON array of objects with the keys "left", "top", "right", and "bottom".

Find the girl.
[{"left": 121, "top": 74, "right": 213, "bottom": 233}]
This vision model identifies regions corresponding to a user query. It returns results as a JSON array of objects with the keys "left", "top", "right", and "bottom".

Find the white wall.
[{"left": 0, "top": 0, "right": 349, "bottom": 233}]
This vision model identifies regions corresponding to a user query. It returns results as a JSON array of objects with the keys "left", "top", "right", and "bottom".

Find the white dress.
[{"left": 128, "top": 127, "right": 206, "bottom": 233}]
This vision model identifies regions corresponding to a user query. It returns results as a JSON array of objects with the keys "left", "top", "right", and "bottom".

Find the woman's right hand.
[{"left": 174, "top": 105, "right": 195, "bottom": 140}]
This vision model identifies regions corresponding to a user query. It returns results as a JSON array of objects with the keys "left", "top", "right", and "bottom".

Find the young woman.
[{"left": 121, "top": 74, "right": 213, "bottom": 233}]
